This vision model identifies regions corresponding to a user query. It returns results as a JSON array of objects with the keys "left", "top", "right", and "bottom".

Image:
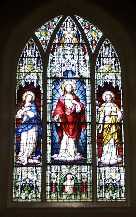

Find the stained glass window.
[{"left": 13, "top": 15, "right": 126, "bottom": 203}]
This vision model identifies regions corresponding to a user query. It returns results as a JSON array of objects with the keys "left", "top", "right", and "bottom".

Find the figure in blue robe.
[{"left": 16, "top": 91, "right": 42, "bottom": 165}]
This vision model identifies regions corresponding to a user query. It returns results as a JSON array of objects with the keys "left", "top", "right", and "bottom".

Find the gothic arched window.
[{"left": 13, "top": 15, "right": 125, "bottom": 203}]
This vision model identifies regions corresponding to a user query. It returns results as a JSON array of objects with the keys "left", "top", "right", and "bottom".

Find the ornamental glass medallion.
[
  {"left": 13, "top": 38, "right": 43, "bottom": 201},
  {"left": 46, "top": 17, "right": 92, "bottom": 201},
  {"left": 95, "top": 39, "right": 125, "bottom": 201}
]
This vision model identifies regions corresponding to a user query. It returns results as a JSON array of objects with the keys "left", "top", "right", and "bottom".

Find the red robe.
[{"left": 52, "top": 94, "right": 86, "bottom": 144}]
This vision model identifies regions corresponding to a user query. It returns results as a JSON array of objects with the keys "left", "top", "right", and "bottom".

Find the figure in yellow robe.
[{"left": 97, "top": 91, "right": 122, "bottom": 165}]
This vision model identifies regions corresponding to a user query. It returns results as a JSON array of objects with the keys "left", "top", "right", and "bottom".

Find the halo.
[
  {"left": 102, "top": 91, "right": 115, "bottom": 101},
  {"left": 61, "top": 79, "right": 76, "bottom": 92},
  {"left": 22, "top": 91, "right": 35, "bottom": 101}
]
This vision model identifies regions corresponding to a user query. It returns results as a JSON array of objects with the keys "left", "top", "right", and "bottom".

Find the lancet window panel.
[
  {"left": 14, "top": 38, "right": 43, "bottom": 201},
  {"left": 95, "top": 39, "right": 125, "bottom": 201}
]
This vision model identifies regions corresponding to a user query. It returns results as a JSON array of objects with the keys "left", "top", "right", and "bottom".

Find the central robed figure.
[{"left": 51, "top": 78, "right": 86, "bottom": 161}]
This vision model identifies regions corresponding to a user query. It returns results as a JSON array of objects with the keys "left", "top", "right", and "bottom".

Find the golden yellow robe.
[{"left": 98, "top": 104, "right": 121, "bottom": 146}]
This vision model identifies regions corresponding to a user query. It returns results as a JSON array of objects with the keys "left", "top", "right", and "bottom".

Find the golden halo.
[
  {"left": 102, "top": 91, "right": 115, "bottom": 101},
  {"left": 22, "top": 91, "right": 35, "bottom": 101}
]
